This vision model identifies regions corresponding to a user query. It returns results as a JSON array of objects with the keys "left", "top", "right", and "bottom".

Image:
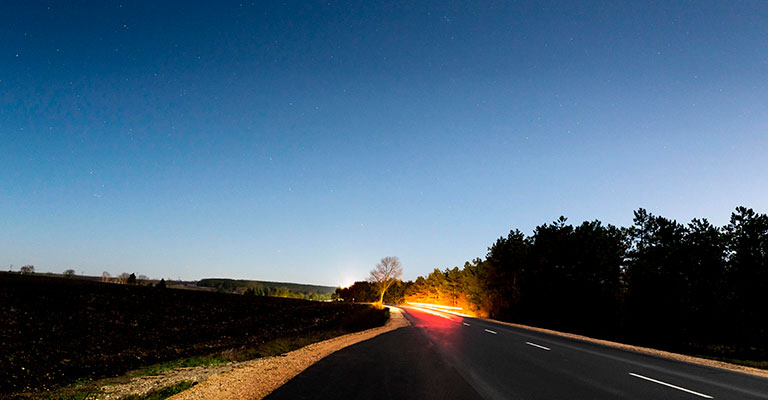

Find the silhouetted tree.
[
  {"left": 63, "top": 269, "right": 76, "bottom": 279},
  {"left": 525, "top": 216, "right": 575, "bottom": 327},
  {"left": 485, "top": 229, "right": 529, "bottom": 320},
  {"left": 567, "top": 220, "right": 626, "bottom": 337},
  {"left": 682, "top": 218, "right": 727, "bottom": 346},
  {"left": 624, "top": 209, "right": 688, "bottom": 348},
  {"left": 514, "top": 218, "right": 626, "bottom": 336},
  {"left": 20, "top": 265, "right": 35, "bottom": 274},
  {"left": 724, "top": 207, "right": 768, "bottom": 354}
]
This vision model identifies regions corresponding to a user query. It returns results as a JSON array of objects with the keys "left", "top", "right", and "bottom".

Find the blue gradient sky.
[{"left": 2, "top": 1, "right": 767, "bottom": 285}]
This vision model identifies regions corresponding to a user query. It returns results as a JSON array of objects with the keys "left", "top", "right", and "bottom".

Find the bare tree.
[
  {"left": 20, "top": 265, "right": 35, "bottom": 274},
  {"left": 101, "top": 271, "right": 112, "bottom": 283},
  {"left": 116, "top": 272, "right": 131, "bottom": 284},
  {"left": 369, "top": 256, "right": 403, "bottom": 307}
]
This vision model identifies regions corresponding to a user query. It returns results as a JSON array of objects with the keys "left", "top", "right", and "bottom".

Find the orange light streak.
[
  {"left": 403, "top": 305, "right": 459, "bottom": 321},
  {"left": 406, "top": 302, "right": 463, "bottom": 310},
  {"left": 404, "top": 302, "right": 474, "bottom": 319}
]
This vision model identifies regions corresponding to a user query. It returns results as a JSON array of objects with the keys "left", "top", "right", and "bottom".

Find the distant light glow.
[{"left": 338, "top": 277, "right": 355, "bottom": 288}]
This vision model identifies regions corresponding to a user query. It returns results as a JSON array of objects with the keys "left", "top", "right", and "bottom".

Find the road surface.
[{"left": 266, "top": 305, "right": 768, "bottom": 399}]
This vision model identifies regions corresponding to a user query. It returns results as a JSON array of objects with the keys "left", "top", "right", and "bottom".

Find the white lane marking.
[
  {"left": 462, "top": 322, "right": 470, "bottom": 326},
  {"left": 629, "top": 373, "right": 714, "bottom": 399},
  {"left": 484, "top": 329, "right": 497, "bottom": 334},
  {"left": 525, "top": 341, "right": 551, "bottom": 351}
]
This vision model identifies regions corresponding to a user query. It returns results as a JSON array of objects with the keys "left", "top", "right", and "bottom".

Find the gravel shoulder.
[
  {"left": 164, "top": 306, "right": 410, "bottom": 400},
  {"left": 99, "top": 364, "right": 237, "bottom": 399}
]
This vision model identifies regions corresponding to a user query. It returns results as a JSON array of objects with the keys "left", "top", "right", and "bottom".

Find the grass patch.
[
  {"left": 255, "top": 330, "right": 344, "bottom": 357},
  {"left": 217, "top": 330, "right": 345, "bottom": 362},
  {"left": 692, "top": 354, "right": 768, "bottom": 370},
  {"left": 119, "top": 381, "right": 197, "bottom": 400},
  {"left": 130, "top": 356, "right": 229, "bottom": 377},
  {"left": 39, "top": 392, "right": 99, "bottom": 400},
  {"left": 686, "top": 343, "right": 768, "bottom": 370},
  {"left": 31, "top": 363, "right": 204, "bottom": 400}
]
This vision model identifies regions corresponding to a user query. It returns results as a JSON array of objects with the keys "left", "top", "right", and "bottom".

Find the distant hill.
[{"left": 196, "top": 278, "right": 337, "bottom": 300}]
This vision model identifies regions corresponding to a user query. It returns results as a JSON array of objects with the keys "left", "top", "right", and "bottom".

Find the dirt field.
[{"left": 0, "top": 272, "right": 386, "bottom": 396}]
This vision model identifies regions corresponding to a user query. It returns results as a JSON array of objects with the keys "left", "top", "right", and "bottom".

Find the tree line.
[
  {"left": 337, "top": 207, "right": 767, "bottom": 363},
  {"left": 241, "top": 286, "right": 332, "bottom": 301}
]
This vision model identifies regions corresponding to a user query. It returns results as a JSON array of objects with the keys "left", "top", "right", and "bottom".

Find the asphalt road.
[{"left": 267, "top": 306, "right": 768, "bottom": 399}]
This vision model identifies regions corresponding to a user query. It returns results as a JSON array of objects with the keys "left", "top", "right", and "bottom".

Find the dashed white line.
[
  {"left": 525, "top": 341, "right": 551, "bottom": 351},
  {"left": 484, "top": 329, "right": 497, "bottom": 334},
  {"left": 629, "top": 373, "right": 714, "bottom": 399},
  {"left": 462, "top": 322, "right": 471, "bottom": 326}
]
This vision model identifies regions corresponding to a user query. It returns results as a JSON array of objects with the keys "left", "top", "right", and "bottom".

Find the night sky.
[{"left": 2, "top": 1, "right": 767, "bottom": 285}]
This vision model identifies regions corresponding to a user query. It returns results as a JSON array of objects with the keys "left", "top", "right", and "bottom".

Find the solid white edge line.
[
  {"left": 525, "top": 341, "right": 551, "bottom": 351},
  {"left": 629, "top": 373, "right": 713, "bottom": 399},
  {"left": 484, "top": 329, "right": 497, "bottom": 334},
  {"left": 463, "top": 322, "right": 471, "bottom": 326}
]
